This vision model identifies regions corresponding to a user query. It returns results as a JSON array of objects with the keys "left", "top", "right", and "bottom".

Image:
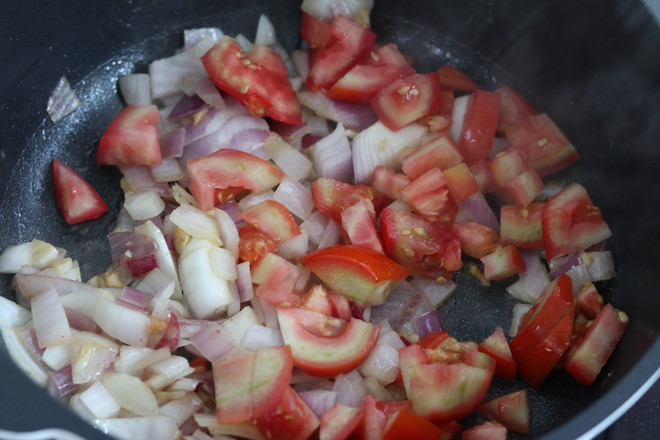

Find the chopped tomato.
[
  {"left": 400, "top": 167, "right": 458, "bottom": 224},
  {"left": 505, "top": 167, "right": 544, "bottom": 207},
  {"left": 575, "top": 282, "right": 604, "bottom": 319},
  {"left": 382, "top": 410, "right": 448, "bottom": 440},
  {"left": 306, "top": 15, "right": 377, "bottom": 92},
  {"left": 311, "top": 177, "right": 382, "bottom": 223},
  {"left": 478, "top": 327, "right": 517, "bottom": 381},
  {"left": 457, "top": 90, "right": 501, "bottom": 164},
  {"left": 399, "top": 340, "right": 495, "bottom": 422},
  {"left": 254, "top": 386, "right": 320, "bottom": 440},
  {"left": 326, "top": 64, "right": 406, "bottom": 104},
  {"left": 300, "top": 12, "right": 334, "bottom": 49},
  {"left": 97, "top": 105, "right": 162, "bottom": 166},
  {"left": 370, "top": 73, "right": 443, "bottom": 130},
  {"left": 251, "top": 252, "right": 300, "bottom": 307},
  {"left": 370, "top": 166, "right": 411, "bottom": 201},
  {"left": 276, "top": 306, "right": 380, "bottom": 377},
  {"left": 468, "top": 160, "right": 497, "bottom": 194},
  {"left": 488, "top": 149, "right": 527, "bottom": 189},
  {"left": 354, "top": 394, "right": 387, "bottom": 440},
  {"left": 436, "top": 65, "right": 479, "bottom": 93},
  {"left": 52, "top": 159, "right": 109, "bottom": 225},
  {"left": 319, "top": 403, "right": 364, "bottom": 440},
  {"left": 401, "top": 133, "right": 463, "bottom": 179},
  {"left": 301, "top": 244, "right": 408, "bottom": 306},
  {"left": 461, "top": 421, "right": 508, "bottom": 440},
  {"left": 380, "top": 208, "right": 462, "bottom": 280},
  {"left": 499, "top": 203, "right": 545, "bottom": 250},
  {"left": 238, "top": 200, "right": 301, "bottom": 243},
  {"left": 202, "top": 36, "right": 302, "bottom": 124},
  {"left": 237, "top": 225, "right": 278, "bottom": 264},
  {"left": 187, "top": 149, "right": 284, "bottom": 211},
  {"left": 417, "top": 331, "right": 452, "bottom": 350},
  {"left": 452, "top": 222, "right": 499, "bottom": 259},
  {"left": 542, "top": 183, "right": 612, "bottom": 260},
  {"left": 495, "top": 85, "right": 536, "bottom": 133},
  {"left": 505, "top": 113, "right": 580, "bottom": 176},
  {"left": 442, "top": 162, "right": 480, "bottom": 202},
  {"left": 478, "top": 389, "right": 531, "bottom": 434},
  {"left": 340, "top": 198, "right": 384, "bottom": 253},
  {"left": 480, "top": 245, "right": 526, "bottom": 281},
  {"left": 365, "top": 43, "right": 416, "bottom": 76},
  {"left": 563, "top": 304, "right": 628, "bottom": 385}
]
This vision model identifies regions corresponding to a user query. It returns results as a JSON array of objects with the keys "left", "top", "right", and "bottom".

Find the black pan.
[{"left": 0, "top": 0, "right": 658, "bottom": 439}]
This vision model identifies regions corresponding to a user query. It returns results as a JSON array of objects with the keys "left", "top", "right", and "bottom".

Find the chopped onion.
[
  {"left": 506, "top": 250, "right": 550, "bottom": 303},
  {"left": 42, "top": 344, "right": 71, "bottom": 371},
  {"left": 297, "top": 91, "right": 378, "bottom": 132},
  {"left": 159, "top": 393, "right": 203, "bottom": 427},
  {"left": 169, "top": 204, "right": 221, "bottom": 245},
  {"left": 168, "top": 95, "right": 209, "bottom": 121},
  {"left": 151, "top": 158, "right": 185, "bottom": 183},
  {"left": 114, "top": 346, "right": 156, "bottom": 376},
  {"left": 92, "top": 293, "right": 150, "bottom": 347},
  {"left": 317, "top": 219, "right": 342, "bottom": 249},
  {"left": 47, "top": 365, "right": 77, "bottom": 401},
  {"left": 184, "top": 27, "right": 224, "bottom": 50},
  {"left": 300, "top": 210, "right": 330, "bottom": 248},
  {"left": 240, "top": 324, "right": 284, "bottom": 350},
  {"left": 236, "top": 261, "right": 254, "bottom": 302},
  {"left": 213, "top": 208, "right": 240, "bottom": 259},
  {"left": 70, "top": 381, "right": 121, "bottom": 420},
  {"left": 190, "top": 324, "right": 235, "bottom": 362},
  {"left": 194, "top": 414, "right": 263, "bottom": 440},
  {"left": 299, "top": 389, "right": 337, "bottom": 418},
  {"left": 32, "top": 289, "right": 71, "bottom": 348},
  {"left": 2, "top": 327, "right": 49, "bottom": 386},
  {"left": 119, "top": 166, "right": 171, "bottom": 197},
  {"left": 119, "top": 74, "right": 152, "bottom": 106},
  {"left": 102, "top": 372, "right": 159, "bottom": 417},
  {"left": 263, "top": 133, "right": 313, "bottom": 181},
  {"left": 47, "top": 75, "right": 81, "bottom": 123},
  {"left": 332, "top": 370, "right": 365, "bottom": 407},
  {"left": 186, "top": 77, "right": 226, "bottom": 110},
  {"left": 149, "top": 50, "right": 207, "bottom": 100},
  {"left": 234, "top": 33, "right": 253, "bottom": 51},
  {"left": 291, "top": 50, "right": 310, "bottom": 81},
  {"left": 409, "top": 278, "right": 456, "bottom": 309},
  {"left": 548, "top": 253, "right": 580, "bottom": 280},
  {"left": 135, "top": 221, "right": 182, "bottom": 300},
  {"left": 311, "top": 123, "right": 354, "bottom": 183},
  {"left": 124, "top": 191, "right": 166, "bottom": 221},
  {"left": 456, "top": 193, "right": 500, "bottom": 232},
  {"left": 509, "top": 303, "right": 533, "bottom": 337},
  {"left": 352, "top": 121, "right": 427, "bottom": 184},
  {"left": 238, "top": 190, "right": 275, "bottom": 211},
  {"left": 69, "top": 332, "right": 119, "bottom": 385},
  {"left": 358, "top": 342, "right": 399, "bottom": 385},
  {"left": 274, "top": 177, "right": 315, "bottom": 220},
  {"left": 277, "top": 230, "right": 309, "bottom": 261},
  {"left": 254, "top": 14, "right": 277, "bottom": 46},
  {"left": 146, "top": 355, "right": 195, "bottom": 390},
  {"left": 0, "top": 239, "right": 60, "bottom": 274},
  {"left": 301, "top": 0, "right": 374, "bottom": 21},
  {"left": 449, "top": 94, "right": 470, "bottom": 142},
  {"left": 95, "top": 416, "right": 179, "bottom": 440},
  {"left": 565, "top": 264, "right": 591, "bottom": 295},
  {"left": 369, "top": 281, "right": 425, "bottom": 330},
  {"left": 414, "top": 309, "right": 445, "bottom": 338},
  {"left": 579, "top": 250, "right": 616, "bottom": 282}
]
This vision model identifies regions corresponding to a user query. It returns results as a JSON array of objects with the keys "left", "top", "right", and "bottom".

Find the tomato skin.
[
  {"left": 187, "top": 149, "right": 284, "bottom": 211},
  {"left": 380, "top": 208, "right": 462, "bottom": 280},
  {"left": 238, "top": 200, "right": 302, "bottom": 243},
  {"left": 52, "top": 159, "right": 109, "bottom": 225},
  {"left": 253, "top": 386, "right": 320, "bottom": 440},
  {"left": 237, "top": 225, "right": 278, "bottom": 264},
  {"left": 97, "top": 105, "right": 162, "bottom": 166},
  {"left": 382, "top": 410, "right": 447, "bottom": 440},
  {"left": 458, "top": 90, "right": 501, "bottom": 164},
  {"left": 300, "top": 12, "right": 334, "bottom": 49},
  {"left": 478, "top": 389, "right": 531, "bottom": 434},
  {"left": 301, "top": 244, "right": 409, "bottom": 306},
  {"left": 305, "top": 15, "right": 377, "bottom": 92},
  {"left": 452, "top": 222, "right": 498, "bottom": 259},
  {"left": 542, "top": 183, "right": 612, "bottom": 260},
  {"left": 370, "top": 73, "right": 444, "bottom": 131},
  {"left": 436, "top": 65, "right": 479, "bottom": 93},
  {"left": 327, "top": 63, "right": 407, "bottom": 105},
  {"left": 477, "top": 327, "right": 517, "bottom": 382}
]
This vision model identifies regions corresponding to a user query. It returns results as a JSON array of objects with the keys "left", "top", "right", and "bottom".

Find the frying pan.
[{"left": 0, "top": 0, "right": 658, "bottom": 438}]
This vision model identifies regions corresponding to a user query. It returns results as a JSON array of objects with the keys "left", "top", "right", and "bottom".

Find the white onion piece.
[
  {"left": 449, "top": 94, "right": 470, "bottom": 142},
  {"left": 278, "top": 230, "right": 310, "bottom": 261},
  {"left": 565, "top": 264, "right": 591, "bottom": 295},
  {"left": 184, "top": 27, "right": 224, "bottom": 49},
  {"left": 238, "top": 189, "right": 275, "bottom": 211},
  {"left": 150, "top": 158, "right": 185, "bottom": 183},
  {"left": 579, "top": 251, "right": 616, "bottom": 282},
  {"left": 40, "top": 257, "right": 81, "bottom": 281},
  {"left": 70, "top": 332, "right": 119, "bottom": 385},
  {"left": 92, "top": 293, "right": 150, "bottom": 347},
  {"left": 300, "top": 210, "right": 330, "bottom": 248},
  {"left": 102, "top": 372, "right": 158, "bottom": 417},
  {"left": 254, "top": 14, "right": 277, "bottom": 46},
  {"left": 240, "top": 324, "right": 284, "bottom": 350},
  {"left": 332, "top": 370, "right": 365, "bottom": 407},
  {"left": 135, "top": 221, "right": 182, "bottom": 300},
  {"left": 124, "top": 191, "right": 166, "bottom": 221},
  {"left": 95, "top": 416, "right": 178, "bottom": 440},
  {"left": 186, "top": 77, "right": 226, "bottom": 110},
  {"left": 149, "top": 50, "right": 207, "bottom": 100},
  {"left": 263, "top": 133, "right": 313, "bottom": 181},
  {"left": 114, "top": 346, "right": 156, "bottom": 377},
  {"left": 317, "top": 219, "right": 342, "bottom": 249},
  {"left": 0, "top": 295, "right": 31, "bottom": 328},
  {"left": 507, "top": 250, "right": 550, "bottom": 303},
  {"left": 47, "top": 75, "right": 81, "bottom": 123},
  {"left": 213, "top": 208, "right": 240, "bottom": 260},
  {"left": 32, "top": 289, "right": 71, "bottom": 349},
  {"left": 301, "top": 0, "right": 374, "bottom": 21},
  {"left": 194, "top": 414, "right": 263, "bottom": 440},
  {"left": 312, "top": 123, "right": 354, "bottom": 183},
  {"left": 456, "top": 193, "right": 500, "bottom": 232},
  {"left": 0, "top": 239, "right": 60, "bottom": 273},
  {"left": 167, "top": 377, "right": 200, "bottom": 392},
  {"left": 119, "top": 74, "right": 152, "bottom": 106},
  {"left": 352, "top": 121, "right": 427, "bottom": 184},
  {"left": 299, "top": 389, "right": 337, "bottom": 418},
  {"left": 169, "top": 204, "right": 221, "bottom": 245},
  {"left": 220, "top": 306, "right": 260, "bottom": 346},
  {"left": 135, "top": 268, "right": 176, "bottom": 297},
  {"left": 71, "top": 381, "right": 121, "bottom": 421},
  {"left": 235, "top": 33, "right": 253, "bottom": 51},
  {"left": 178, "top": 238, "right": 239, "bottom": 319},
  {"left": 159, "top": 393, "right": 203, "bottom": 427},
  {"left": 42, "top": 344, "right": 70, "bottom": 371},
  {"left": 146, "top": 355, "right": 195, "bottom": 390},
  {"left": 188, "top": 429, "right": 216, "bottom": 440},
  {"left": 274, "top": 177, "right": 315, "bottom": 220},
  {"left": 119, "top": 166, "right": 171, "bottom": 197},
  {"left": 409, "top": 278, "right": 456, "bottom": 309},
  {"left": 358, "top": 342, "right": 399, "bottom": 385},
  {"left": 236, "top": 261, "right": 254, "bottom": 302},
  {"left": 298, "top": 91, "right": 377, "bottom": 132},
  {"left": 291, "top": 50, "right": 310, "bottom": 81},
  {"left": 190, "top": 323, "right": 235, "bottom": 362},
  {"left": 509, "top": 303, "right": 533, "bottom": 337}
]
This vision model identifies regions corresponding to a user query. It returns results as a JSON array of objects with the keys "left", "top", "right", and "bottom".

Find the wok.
[{"left": 0, "top": 0, "right": 658, "bottom": 439}]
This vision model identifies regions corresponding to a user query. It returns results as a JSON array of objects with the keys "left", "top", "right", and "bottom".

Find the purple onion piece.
[{"left": 414, "top": 309, "right": 445, "bottom": 338}]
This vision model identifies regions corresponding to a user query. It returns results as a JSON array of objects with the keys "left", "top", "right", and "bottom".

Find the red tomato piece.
[
  {"left": 300, "top": 12, "right": 335, "bottom": 49},
  {"left": 327, "top": 63, "right": 407, "bottom": 105},
  {"left": 306, "top": 15, "right": 377, "bottom": 92},
  {"left": 575, "top": 282, "right": 604, "bottom": 319},
  {"left": 202, "top": 36, "right": 302, "bottom": 124},
  {"left": 504, "top": 167, "right": 545, "bottom": 207},
  {"left": 461, "top": 421, "right": 508, "bottom": 440},
  {"left": 340, "top": 198, "right": 384, "bottom": 253},
  {"left": 495, "top": 85, "right": 537, "bottom": 133},
  {"left": 488, "top": 149, "right": 527, "bottom": 189},
  {"left": 380, "top": 208, "right": 463, "bottom": 280},
  {"left": 97, "top": 105, "right": 162, "bottom": 166},
  {"left": 254, "top": 386, "right": 320, "bottom": 440},
  {"left": 238, "top": 200, "right": 301, "bottom": 243},
  {"left": 187, "top": 149, "right": 284, "bottom": 211},
  {"left": 417, "top": 331, "right": 452, "bottom": 350},
  {"left": 401, "top": 133, "right": 463, "bottom": 179},
  {"left": 469, "top": 160, "right": 497, "bottom": 194},
  {"left": 480, "top": 245, "right": 526, "bottom": 281},
  {"left": 311, "top": 177, "right": 381, "bottom": 223},
  {"left": 365, "top": 43, "right": 416, "bottom": 76},
  {"left": 382, "top": 410, "right": 448, "bottom": 440},
  {"left": 452, "top": 222, "right": 499, "bottom": 259},
  {"left": 276, "top": 306, "right": 380, "bottom": 377},
  {"left": 52, "top": 159, "right": 109, "bottom": 225},
  {"left": 505, "top": 113, "right": 580, "bottom": 177},
  {"left": 370, "top": 166, "right": 411, "bottom": 201},
  {"left": 443, "top": 162, "right": 480, "bottom": 202},
  {"left": 299, "top": 284, "right": 334, "bottom": 317},
  {"left": 319, "top": 403, "right": 365, "bottom": 440},
  {"left": 478, "top": 389, "right": 531, "bottom": 434},
  {"left": 370, "top": 73, "right": 443, "bottom": 131},
  {"left": 237, "top": 225, "right": 278, "bottom": 264},
  {"left": 436, "top": 65, "right": 479, "bottom": 93},
  {"left": 251, "top": 252, "right": 300, "bottom": 307},
  {"left": 399, "top": 342, "right": 495, "bottom": 423},
  {"left": 563, "top": 304, "right": 628, "bottom": 386},
  {"left": 400, "top": 167, "right": 458, "bottom": 224},
  {"left": 301, "top": 244, "right": 409, "bottom": 306},
  {"left": 542, "top": 183, "right": 612, "bottom": 260},
  {"left": 354, "top": 394, "right": 387, "bottom": 440},
  {"left": 458, "top": 90, "right": 501, "bottom": 164},
  {"left": 499, "top": 203, "right": 545, "bottom": 250},
  {"left": 477, "top": 327, "right": 516, "bottom": 381}
]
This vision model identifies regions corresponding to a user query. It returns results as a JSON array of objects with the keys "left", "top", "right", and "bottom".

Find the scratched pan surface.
[{"left": 0, "top": 0, "right": 658, "bottom": 439}]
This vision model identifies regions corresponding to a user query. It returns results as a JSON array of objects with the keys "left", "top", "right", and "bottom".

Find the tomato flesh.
[
  {"left": 477, "top": 327, "right": 517, "bottom": 382},
  {"left": 478, "top": 389, "right": 531, "bottom": 434},
  {"left": 52, "top": 159, "right": 109, "bottom": 225},
  {"left": 458, "top": 90, "right": 501, "bottom": 164},
  {"left": 97, "top": 105, "right": 162, "bottom": 166},
  {"left": 238, "top": 200, "right": 302, "bottom": 243},
  {"left": 254, "top": 386, "right": 320, "bottom": 440}
]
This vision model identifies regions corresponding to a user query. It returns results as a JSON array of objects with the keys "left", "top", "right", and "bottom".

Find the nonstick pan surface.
[{"left": 0, "top": 1, "right": 658, "bottom": 439}]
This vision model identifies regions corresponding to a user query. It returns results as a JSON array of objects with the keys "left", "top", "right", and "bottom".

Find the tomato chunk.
[
  {"left": 461, "top": 421, "right": 508, "bottom": 440},
  {"left": 436, "top": 65, "right": 479, "bottom": 93},
  {"left": 401, "top": 133, "right": 463, "bottom": 179},
  {"left": 319, "top": 403, "right": 364, "bottom": 440},
  {"left": 311, "top": 177, "right": 381, "bottom": 223},
  {"left": 300, "top": 12, "right": 334, "bottom": 49},
  {"left": 499, "top": 203, "right": 545, "bottom": 250},
  {"left": 97, "top": 105, "right": 162, "bottom": 166},
  {"left": 254, "top": 386, "right": 320, "bottom": 440},
  {"left": 480, "top": 245, "right": 526, "bottom": 281},
  {"left": 452, "top": 222, "right": 498, "bottom": 259},
  {"left": 52, "top": 159, "right": 109, "bottom": 225},
  {"left": 238, "top": 200, "right": 301, "bottom": 243},
  {"left": 478, "top": 389, "right": 531, "bottom": 434},
  {"left": 478, "top": 327, "right": 516, "bottom": 381},
  {"left": 458, "top": 90, "right": 501, "bottom": 164},
  {"left": 400, "top": 168, "right": 458, "bottom": 224},
  {"left": 382, "top": 410, "right": 447, "bottom": 440},
  {"left": 495, "top": 85, "right": 536, "bottom": 133}
]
